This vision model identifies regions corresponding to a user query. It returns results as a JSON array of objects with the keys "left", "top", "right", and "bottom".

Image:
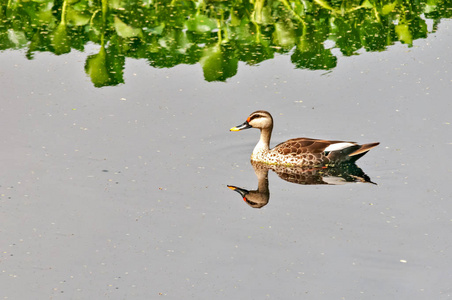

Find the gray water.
[{"left": 1, "top": 20, "right": 451, "bottom": 300}]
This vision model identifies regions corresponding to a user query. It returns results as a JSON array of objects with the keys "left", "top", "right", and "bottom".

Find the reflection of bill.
[{"left": 228, "top": 161, "right": 376, "bottom": 209}]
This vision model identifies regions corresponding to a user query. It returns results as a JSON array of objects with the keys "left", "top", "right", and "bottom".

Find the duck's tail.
[{"left": 348, "top": 142, "right": 380, "bottom": 161}]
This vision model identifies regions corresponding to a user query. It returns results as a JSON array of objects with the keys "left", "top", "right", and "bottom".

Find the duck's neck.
[
  {"left": 253, "top": 127, "right": 272, "bottom": 156},
  {"left": 256, "top": 166, "right": 269, "bottom": 195}
]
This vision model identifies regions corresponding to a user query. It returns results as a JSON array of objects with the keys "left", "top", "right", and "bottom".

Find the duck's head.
[
  {"left": 230, "top": 110, "right": 273, "bottom": 131},
  {"left": 227, "top": 185, "right": 269, "bottom": 208}
]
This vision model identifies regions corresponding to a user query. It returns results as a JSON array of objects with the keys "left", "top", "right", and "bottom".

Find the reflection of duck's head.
[{"left": 227, "top": 185, "right": 269, "bottom": 209}]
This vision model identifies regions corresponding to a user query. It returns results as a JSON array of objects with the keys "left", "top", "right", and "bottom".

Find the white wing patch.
[
  {"left": 324, "top": 142, "right": 355, "bottom": 152},
  {"left": 322, "top": 176, "right": 347, "bottom": 185}
]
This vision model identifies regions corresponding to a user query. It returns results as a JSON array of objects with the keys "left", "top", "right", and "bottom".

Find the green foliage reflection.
[{"left": 1, "top": 0, "right": 451, "bottom": 87}]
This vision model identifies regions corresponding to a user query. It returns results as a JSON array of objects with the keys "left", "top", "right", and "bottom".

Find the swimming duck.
[{"left": 230, "top": 110, "right": 379, "bottom": 167}]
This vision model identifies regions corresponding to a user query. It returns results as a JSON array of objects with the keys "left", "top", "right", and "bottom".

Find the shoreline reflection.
[{"left": 2, "top": 0, "right": 450, "bottom": 86}]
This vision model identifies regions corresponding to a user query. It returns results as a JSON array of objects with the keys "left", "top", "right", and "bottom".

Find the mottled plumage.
[
  {"left": 230, "top": 110, "right": 379, "bottom": 167},
  {"left": 228, "top": 161, "right": 375, "bottom": 208}
]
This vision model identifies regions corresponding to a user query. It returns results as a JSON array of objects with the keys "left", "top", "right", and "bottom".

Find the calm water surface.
[{"left": 1, "top": 9, "right": 452, "bottom": 300}]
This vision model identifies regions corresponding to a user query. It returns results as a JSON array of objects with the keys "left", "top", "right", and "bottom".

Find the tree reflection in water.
[{"left": 1, "top": 0, "right": 451, "bottom": 86}]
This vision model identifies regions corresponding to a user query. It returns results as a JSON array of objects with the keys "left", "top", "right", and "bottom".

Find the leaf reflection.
[{"left": 1, "top": 0, "right": 451, "bottom": 87}]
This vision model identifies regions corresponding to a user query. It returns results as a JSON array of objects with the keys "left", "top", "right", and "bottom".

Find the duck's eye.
[{"left": 250, "top": 114, "right": 261, "bottom": 121}]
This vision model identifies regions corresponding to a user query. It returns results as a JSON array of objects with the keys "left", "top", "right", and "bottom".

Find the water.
[{"left": 1, "top": 5, "right": 452, "bottom": 300}]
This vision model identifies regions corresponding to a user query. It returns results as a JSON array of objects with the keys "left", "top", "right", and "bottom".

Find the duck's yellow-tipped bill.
[
  {"left": 227, "top": 185, "right": 237, "bottom": 190},
  {"left": 229, "top": 121, "right": 252, "bottom": 131}
]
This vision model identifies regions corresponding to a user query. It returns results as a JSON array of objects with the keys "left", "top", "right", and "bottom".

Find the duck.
[{"left": 230, "top": 110, "right": 379, "bottom": 167}]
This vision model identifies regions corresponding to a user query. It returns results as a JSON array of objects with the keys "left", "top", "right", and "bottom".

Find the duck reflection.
[{"left": 228, "top": 161, "right": 375, "bottom": 208}]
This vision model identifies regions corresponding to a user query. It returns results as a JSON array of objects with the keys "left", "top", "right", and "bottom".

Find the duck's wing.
[
  {"left": 273, "top": 137, "right": 354, "bottom": 155},
  {"left": 272, "top": 138, "right": 379, "bottom": 164}
]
